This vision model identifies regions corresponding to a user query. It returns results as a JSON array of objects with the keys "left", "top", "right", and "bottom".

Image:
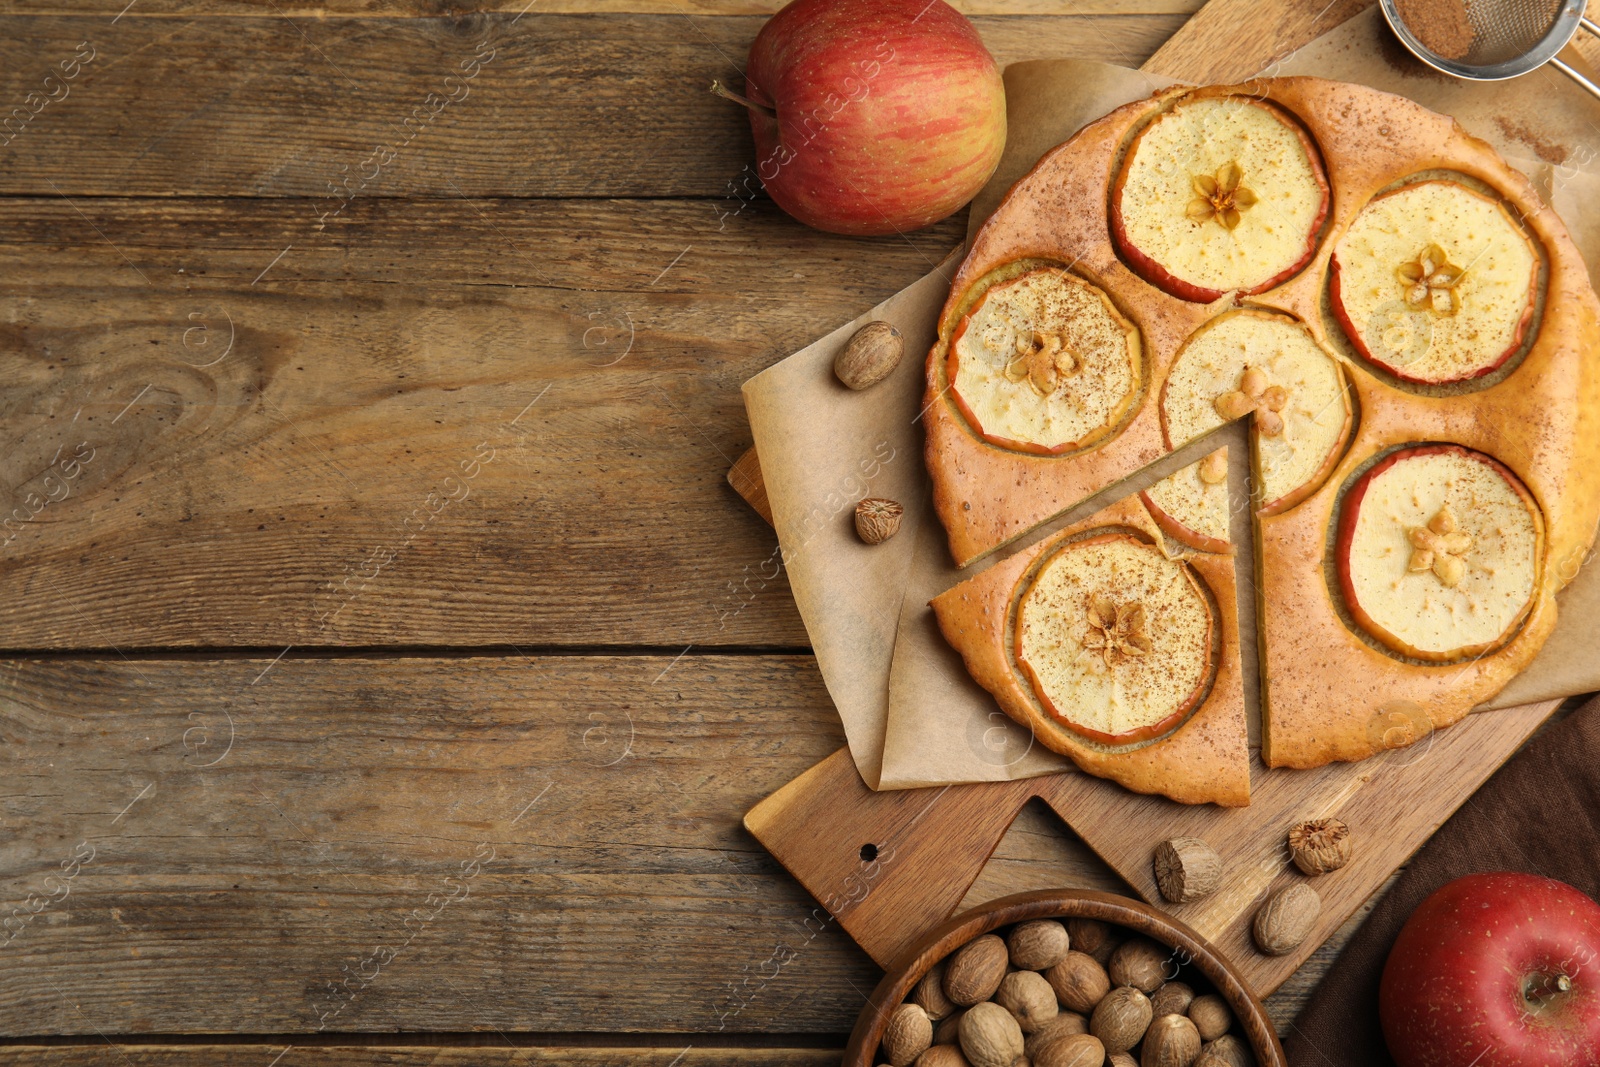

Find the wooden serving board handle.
[{"left": 745, "top": 748, "right": 1084, "bottom": 967}]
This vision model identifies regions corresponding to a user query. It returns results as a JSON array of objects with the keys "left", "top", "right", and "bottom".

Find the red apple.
[
  {"left": 728, "top": 0, "right": 1005, "bottom": 236},
  {"left": 1381, "top": 872, "right": 1600, "bottom": 1067}
]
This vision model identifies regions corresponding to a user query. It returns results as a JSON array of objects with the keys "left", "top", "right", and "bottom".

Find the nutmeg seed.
[
  {"left": 835, "top": 320, "right": 904, "bottom": 390},
  {"left": 1287, "top": 817, "right": 1353, "bottom": 875},
  {"left": 1186, "top": 994, "right": 1231, "bottom": 1042},
  {"left": 1023, "top": 1012, "right": 1087, "bottom": 1058},
  {"left": 1089, "top": 986, "right": 1153, "bottom": 1054},
  {"left": 1030, "top": 1032, "right": 1104, "bottom": 1067},
  {"left": 1194, "top": 1033, "right": 1253, "bottom": 1067},
  {"left": 1109, "top": 1054, "right": 1140, "bottom": 1067},
  {"left": 915, "top": 1045, "right": 973, "bottom": 1067},
  {"left": 994, "top": 970, "right": 1058, "bottom": 1034},
  {"left": 914, "top": 962, "right": 957, "bottom": 1021},
  {"left": 1153, "top": 837, "right": 1223, "bottom": 903},
  {"left": 945, "top": 935, "right": 1010, "bottom": 1006},
  {"left": 1108, "top": 937, "right": 1169, "bottom": 993},
  {"left": 1066, "top": 918, "right": 1119, "bottom": 964},
  {"left": 1007, "top": 919, "right": 1071, "bottom": 971},
  {"left": 882, "top": 1003, "right": 934, "bottom": 1066},
  {"left": 1252, "top": 883, "right": 1321, "bottom": 956},
  {"left": 855, "top": 497, "right": 905, "bottom": 545},
  {"left": 1148, "top": 980, "right": 1195, "bottom": 1019},
  {"left": 934, "top": 1009, "right": 966, "bottom": 1046},
  {"left": 1141, "top": 1012, "right": 1202, "bottom": 1067},
  {"left": 1045, "top": 951, "right": 1110, "bottom": 1014},
  {"left": 959, "top": 1001, "right": 1025, "bottom": 1067}
]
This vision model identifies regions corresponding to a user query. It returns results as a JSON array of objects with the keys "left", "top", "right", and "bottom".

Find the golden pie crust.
[
  {"left": 924, "top": 77, "right": 1600, "bottom": 775},
  {"left": 932, "top": 493, "right": 1251, "bottom": 807}
]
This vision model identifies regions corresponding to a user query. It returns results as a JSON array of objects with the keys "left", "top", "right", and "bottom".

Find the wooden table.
[{"left": 0, "top": 1, "right": 1394, "bottom": 1061}]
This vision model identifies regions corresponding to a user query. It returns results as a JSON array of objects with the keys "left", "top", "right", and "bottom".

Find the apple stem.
[
  {"left": 1525, "top": 972, "right": 1573, "bottom": 1004},
  {"left": 710, "top": 79, "right": 776, "bottom": 119}
]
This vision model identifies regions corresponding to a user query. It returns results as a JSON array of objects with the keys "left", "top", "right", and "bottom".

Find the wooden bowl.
[{"left": 841, "top": 889, "right": 1286, "bottom": 1067}]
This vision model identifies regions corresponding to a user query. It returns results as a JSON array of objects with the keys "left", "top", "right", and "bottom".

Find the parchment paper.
[{"left": 742, "top": 19, "right": 1600, "bottom": 791}]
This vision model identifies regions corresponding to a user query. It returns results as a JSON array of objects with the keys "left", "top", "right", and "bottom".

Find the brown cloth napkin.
[{"left": 1284, "top": 694, "right": 1600, "bottom": 1065}]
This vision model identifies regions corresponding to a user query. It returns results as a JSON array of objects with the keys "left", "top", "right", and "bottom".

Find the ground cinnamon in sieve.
[{"left": 1395, "top": 0, "right": 1475, "bottom": 60}]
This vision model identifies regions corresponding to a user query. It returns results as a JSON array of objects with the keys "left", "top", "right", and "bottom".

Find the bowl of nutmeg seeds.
[{"left": 842, "top": 889, "right": 1284, "bottom": 1067}]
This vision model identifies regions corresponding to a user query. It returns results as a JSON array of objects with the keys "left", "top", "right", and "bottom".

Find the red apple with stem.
[
  {"left": 1381, "top": 872, "right": 1600, "bottom": 1067},
  {"left": 713, "top": 0, "right": 1005, "bottom": 236}
]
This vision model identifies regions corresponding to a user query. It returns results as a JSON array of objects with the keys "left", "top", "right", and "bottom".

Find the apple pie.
[{"left": 924, "top": 77, "right": 1600, "bottom": 798}]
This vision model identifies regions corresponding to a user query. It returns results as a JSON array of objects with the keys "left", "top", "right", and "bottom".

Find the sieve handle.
[
  {"left": 1554, "top": 16, "right": 1600, "bottom": 100},
  {"left": 1550, "top": 56, "right": 1600, "bottom": 100}
]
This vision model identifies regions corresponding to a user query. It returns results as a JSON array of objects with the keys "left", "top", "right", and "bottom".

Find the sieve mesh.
[{"left": 1464, "top": 0, "right": 1566, "bottom": 64}]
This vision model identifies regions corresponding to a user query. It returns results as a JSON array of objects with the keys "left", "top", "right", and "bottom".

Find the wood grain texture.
[
  {"left": 0, "top": 652, "right": 1142, "bottom": 1037},
  {"left": 954, "top": 798, "right": 1129, "bottom": 908},
  {"left": 725, "top": 448, "right": 771, "bottom": 526},
  {"left": 0, "top": 653, "right": 874, "bottom": 1035},
  {"left": 0, "top": 13, "right": 1184, "bottom": 199},
  {"left": 0, "top": 1049, "right": 840, "bottom": 1066},
  {"left": 0, "top": 196, "right": 969, "bottom": 649},
  {"left": 0, "top": 0, "right": 1206, "bottom": 12},
  {"left": 1141, "top": 0, "right": 1372, "bottom": 81},
  {"left": 748, "top": 700, "right": 1560, "bottom": 997}
]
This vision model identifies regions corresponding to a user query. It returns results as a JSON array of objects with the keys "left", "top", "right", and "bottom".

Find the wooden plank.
[
  {"left": 0, "top": 652, "right": 1133, "bottom": 1036},
  {"left": 0, "top": 653, "right": 860, "bottom": 1035},
  {"left": 0, "top": 0, "right": 1206, "bottom": 13},
  {"left": 0, "top": 196, "right": 969, "bottom": 649},
  {"left": 0, "top": 13, "right": 1185, "bottom": 199},
  {"left": 0, "top": 1049, "right": 841, "bottom": 1066}
]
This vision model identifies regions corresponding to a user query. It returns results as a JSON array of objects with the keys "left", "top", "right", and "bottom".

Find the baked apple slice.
[
  {"left": 1014, "top": 532, "right": 1214, "bottom": 746},
  {"left": 1162, "top": 308, "right": 1351, "bottom": 514},
  {"left": 1336, "top": 445, "right": 1543, "bottom": 662},
  {"left": 947, "top": 266, "right": 1142, "bottom": 454},
  {"left": 1140, "top": 447, "right": 1231, "bottom": 554},
  {"left": 1330, "top": 179, "right": 1539, "bottom": 384},
  {"left": 1111, "top": 95, "right": 1329, "bottom": 302}
]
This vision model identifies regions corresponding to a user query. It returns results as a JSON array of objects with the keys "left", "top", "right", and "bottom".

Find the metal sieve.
[{"left": 1380, "top": 0, "right": 1600, "bottom": 99}]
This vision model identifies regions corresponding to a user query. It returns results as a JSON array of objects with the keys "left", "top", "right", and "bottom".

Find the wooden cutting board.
[{"left": 738, "top": 0, "right": 1568, "bottom": 995}]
